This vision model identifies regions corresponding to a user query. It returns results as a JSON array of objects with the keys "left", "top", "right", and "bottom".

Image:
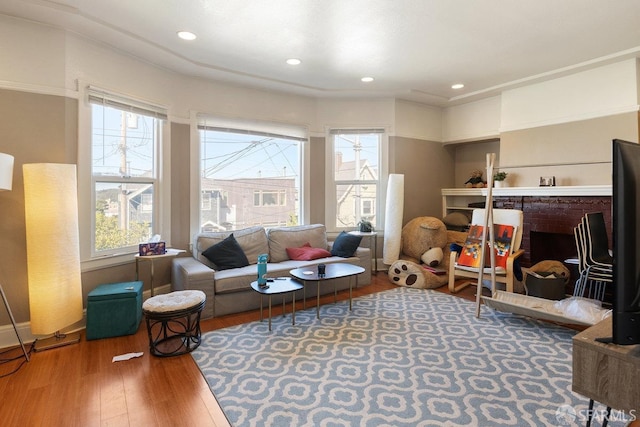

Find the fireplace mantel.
[
  {"left": 442, "top": 185, "right": 611, "bottom": 197},
  {"left": 441, "top": 185, "right": 612, "bottom": 273}
]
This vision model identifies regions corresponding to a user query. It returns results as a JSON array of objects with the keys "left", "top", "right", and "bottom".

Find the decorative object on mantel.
[
  {"left": 493, "top": 170, "right": 508, "bottom": 188},
  {"left": 464, "top": 169, "right": 486, "bottom": 188},
  {"left": 539, "top": 176, "right": 556, "bottom": 186}
]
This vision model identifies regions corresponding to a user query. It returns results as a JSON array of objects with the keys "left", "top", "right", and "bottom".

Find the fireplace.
[
  {"left": 493, "top": 195, "right": 612, "bottom": 299},
  {"left": 530, "top": 231, "right": 576, "bottom": 265},
  {"left": 492, "top": 195, "right": 611, "bottom": 265}
]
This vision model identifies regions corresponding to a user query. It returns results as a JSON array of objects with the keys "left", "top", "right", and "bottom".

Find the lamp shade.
[
  {"left": 23, "top": 163, "right": 83, "bottom": 335},
  {"left": 0, "top": 153, "right": 14, "bottom": 191}
]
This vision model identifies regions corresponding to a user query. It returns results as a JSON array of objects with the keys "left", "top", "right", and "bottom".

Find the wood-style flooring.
[{"left": 0, "top": 275, "right": 477, "bottom": 427}]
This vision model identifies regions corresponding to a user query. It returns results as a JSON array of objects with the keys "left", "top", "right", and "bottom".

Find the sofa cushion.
[
  {"left": 268, "top": 224, "right": 328, "bottom": 262},
  {"left": 286, "top": 243, "right": 332, "bottom": 261},
  {"left": 202, "top": 234, "right": 250, "bottom": 270},
  {"left": 196, "top": 226, "right": 268, "bottom": 268},
  {"left": 331, "top": 231, "right": 362, "bottom": 257}
]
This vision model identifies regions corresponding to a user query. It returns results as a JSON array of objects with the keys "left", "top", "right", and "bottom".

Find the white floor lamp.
[
  {"left": 0, "top": 153, "right": 29, "bottom": 362},
  {"left": 23, "top": 163, "right": 83, "bottom": 351}
]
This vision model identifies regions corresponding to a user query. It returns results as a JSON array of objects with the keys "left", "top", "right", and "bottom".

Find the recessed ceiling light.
[
  {"left": 286, "top": 58, "right": 301, "bottom": 65},
  {"left": 177, "top": 31, "right": 197, "bottom": 41},
  {"left": 451, "top": 83, "right": 465, "bottom": 89},
  {"left": 361, "top": 77, "right": 374, "bottom": 83}
]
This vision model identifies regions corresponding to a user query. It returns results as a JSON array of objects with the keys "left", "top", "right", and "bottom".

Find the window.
[
  {"left": 198, "top": 121, "right": 305, "bottom": 231},
  {"left": 254, "top": 190, "right": 286, "bottom": 206},
  {"left": 89, "top": 90, "right": 165, "bottom": 255},
  {"left": 201, "top": 192, "right": 212, "bottom": 210},
  {"left": 362, "top": 199, "right": 374, "bottom": 216},
  {"left": 329, "top": 129, "right": 384, "bottom": 230}
]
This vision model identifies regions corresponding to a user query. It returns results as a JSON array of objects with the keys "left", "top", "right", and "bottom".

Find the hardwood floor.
[{"left": 0, "top": 274, "right": 474, "bottom": 427}]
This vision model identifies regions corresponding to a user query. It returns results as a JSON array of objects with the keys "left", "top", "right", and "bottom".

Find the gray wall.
[{"left": 390, "top": 136, "right": 455, "bottom": 223}]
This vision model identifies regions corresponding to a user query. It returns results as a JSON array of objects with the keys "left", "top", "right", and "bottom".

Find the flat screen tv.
[{"left": 609, "top": 139, "right": 640, "bottom": 345}]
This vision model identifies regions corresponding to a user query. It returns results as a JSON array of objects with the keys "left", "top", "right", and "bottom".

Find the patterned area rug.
[{"left": 192, "top": 287, "right": 625, "bottom": 426}]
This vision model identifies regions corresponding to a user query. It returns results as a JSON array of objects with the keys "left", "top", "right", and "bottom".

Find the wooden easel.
[{"left": 475, "top": 153, "right": 497, "bottom": 317}]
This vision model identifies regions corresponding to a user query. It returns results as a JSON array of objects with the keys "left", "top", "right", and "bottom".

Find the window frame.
[
  {"left": 78, "top": 85, "right": 170, "bottom": 270},
  {"left": 194, "top": 116, "right": 308, "bottom": 235},
  {"left": 325, "top": 128, "right": 388, "bottom": 232}
]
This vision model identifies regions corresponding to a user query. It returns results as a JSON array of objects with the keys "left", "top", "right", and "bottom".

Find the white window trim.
[
  {"left": 78, "top": 84, "right": 171, "bottom": 271},
  {"left": 325, "top": 127, "right": 389, "bottom": 232}
]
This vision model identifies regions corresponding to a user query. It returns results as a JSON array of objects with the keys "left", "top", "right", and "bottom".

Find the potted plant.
[
  {"left": 357, "top": 219, "right": 374, "bottom": 233},
  {"left": 493, "top": 171, "right": 508, "bottom": 187}
]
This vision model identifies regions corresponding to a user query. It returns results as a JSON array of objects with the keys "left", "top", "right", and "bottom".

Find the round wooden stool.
[{"left": 142, "top": 290, "right": 206, "bottom": 357}]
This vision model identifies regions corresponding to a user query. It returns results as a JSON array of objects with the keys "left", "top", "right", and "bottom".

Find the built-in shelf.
[
  {"left": 442, "top": 185, "right": 611, "bottom": 197},
  {"left": 442, "top": 185, "right": 612, "bottom": 216}
]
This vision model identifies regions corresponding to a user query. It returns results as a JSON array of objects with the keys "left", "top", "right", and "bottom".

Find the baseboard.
[
  {"left": 0, "top": 316, "right": 86, "bottom": 350},
  {"left": 0, "top": 283, "right": 172, "bottom": 350}
]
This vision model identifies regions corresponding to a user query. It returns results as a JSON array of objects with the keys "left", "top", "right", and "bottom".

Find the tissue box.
[{"left": 138, "top": 241, "right": 166, "bottom": 256}]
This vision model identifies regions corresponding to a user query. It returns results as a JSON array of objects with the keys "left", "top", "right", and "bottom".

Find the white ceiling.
[{"left": 3, "top": 0, "right": 640, "bottom": 106}]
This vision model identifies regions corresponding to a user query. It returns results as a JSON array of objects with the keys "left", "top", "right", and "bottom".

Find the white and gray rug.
[{"left": 192, "top": 287, "right": 627, "bottom": 426}]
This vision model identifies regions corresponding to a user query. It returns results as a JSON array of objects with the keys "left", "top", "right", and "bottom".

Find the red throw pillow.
[{"left": 286, "top": 242, "right": 331, "bottom": 261}]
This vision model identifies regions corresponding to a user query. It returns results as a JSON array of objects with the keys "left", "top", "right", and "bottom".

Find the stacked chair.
[{"left": 573, "top": 212, "right": 613, "bottom": 301}]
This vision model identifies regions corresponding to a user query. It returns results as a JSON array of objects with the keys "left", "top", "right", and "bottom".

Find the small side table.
[
  {"left": 349, "top": 230, "right": 378, "bottom": 274},
  {"left": 142, "top": 290, "right": 206, "bottom": 357},
  {"left": 135, "top": 248, "right": 185, "bottom": 296},
  {"left": 251, "top": 278, "right": 304, "bottom": 331}
]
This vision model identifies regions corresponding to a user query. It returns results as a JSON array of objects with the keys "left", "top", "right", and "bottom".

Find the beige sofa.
[{"left": 172, "top": 224, "right": 372, "bottom": 318}]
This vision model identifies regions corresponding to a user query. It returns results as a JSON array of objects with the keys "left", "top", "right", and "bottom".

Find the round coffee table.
[
  {"left": 289, "top": 263, "right": 365, "bottom": 319},
  {"left": 250, "top": 278, "right": 304, "bottom": 331}
]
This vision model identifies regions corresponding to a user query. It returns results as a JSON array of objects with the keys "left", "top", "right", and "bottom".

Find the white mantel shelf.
[{"left": 442, "top": 185, "right": 611, "bottom": 197}]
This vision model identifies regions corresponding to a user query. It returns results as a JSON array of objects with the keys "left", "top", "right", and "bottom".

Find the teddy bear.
[
  {"left": 388, "top": 216, "right": 466, "bottom": 289},
  {"left": 465, "top": 169, "right": 486, "bottom": 188}
]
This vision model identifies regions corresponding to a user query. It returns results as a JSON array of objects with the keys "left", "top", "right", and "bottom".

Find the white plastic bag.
[{"left": 554, "top": 297, "right": 612, "bottom": 325}]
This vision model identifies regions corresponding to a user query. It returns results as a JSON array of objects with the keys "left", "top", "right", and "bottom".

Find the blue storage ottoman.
[{"left": 86, "top": 281, "right": 143, "bottom": 340}]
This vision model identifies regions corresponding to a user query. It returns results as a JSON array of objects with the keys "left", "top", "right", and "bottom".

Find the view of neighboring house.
[
  {"left": 335, "top": 152, "right": 378, "bottom": 228},
  {"left": 201, "top": 176, "right": 297, "bottom": 231},
  {"left": 198, "top": 152, "right": 378, "bottom": 233}
]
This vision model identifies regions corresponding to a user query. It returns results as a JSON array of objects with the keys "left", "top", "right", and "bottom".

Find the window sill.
[{"left": 81, "top": 252, "right": 136, "bottom": 272}]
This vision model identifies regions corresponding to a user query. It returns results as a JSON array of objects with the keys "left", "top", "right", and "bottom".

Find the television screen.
[{"left": 611, "top": 139, "right": 640, "bottom": 345}]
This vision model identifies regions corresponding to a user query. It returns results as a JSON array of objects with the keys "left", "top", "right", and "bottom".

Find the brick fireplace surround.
[{"left": 493, "top": 195, "right": 612, "bottom": 267}]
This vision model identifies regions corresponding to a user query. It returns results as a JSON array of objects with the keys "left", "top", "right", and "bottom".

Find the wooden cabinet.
[{"left": 572, "top": 316, "right": 640, "bottom": 413}]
